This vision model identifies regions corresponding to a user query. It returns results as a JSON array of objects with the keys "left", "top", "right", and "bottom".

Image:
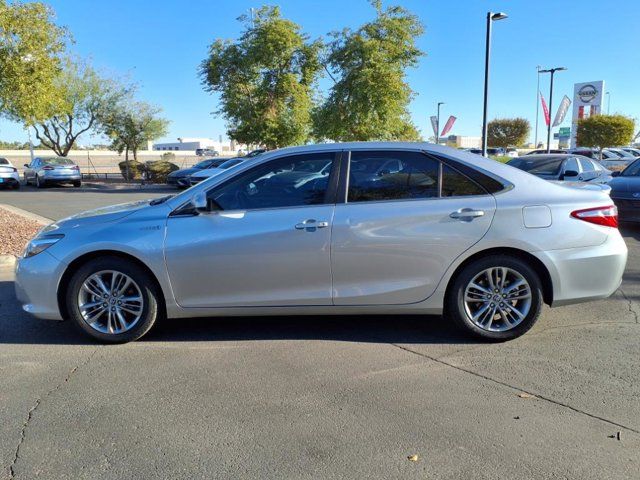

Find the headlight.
[{"left": 23, "top": 234, "right": 65, "bottom": 258}]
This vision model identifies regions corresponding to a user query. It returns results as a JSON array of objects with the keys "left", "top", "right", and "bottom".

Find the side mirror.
[
  {"left": 611, "top": 171, "right": 621, "bottom": 177},
  {"left": 562, "top": 170, "right": 579, "bottom": 179},
  {"left": 24, "top": 164, "right": 29, "bottom": 168},
  {"left": 191, "top": 192, "right": 209, "bottom": 213}
]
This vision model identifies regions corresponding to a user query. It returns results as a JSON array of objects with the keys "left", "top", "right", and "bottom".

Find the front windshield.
[
  {"left": 622, "top": 159, "right": 640, "bottom": 176},
  {"left": 43, "top": 157, "right": 74, "bottom": 166},
  {"left": 219, "top": 159, "right": 243, "bottom": 169},
  {"left": 508, "top": 157, "right": 562, "bottom": 175}
]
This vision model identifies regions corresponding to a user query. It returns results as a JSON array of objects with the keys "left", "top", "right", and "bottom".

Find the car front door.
[
  {"left": 331, "top": 150, "right": 497, "bottom": 305},
  {"left": 164, "top": 151, "right": 340, "bottom": 308},
  {"left": 24, "top": 158, "right": 38, "bottom": 182}
]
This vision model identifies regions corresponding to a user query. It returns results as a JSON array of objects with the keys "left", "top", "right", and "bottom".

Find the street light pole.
[
  {"left": 481, "top": 11, "right": 508, "bottom": 157},
  {"left": 534, "top": 66, "right": 541, "bottom": 148},
  {"left": 436, "top": 102, "right": 444, "bottom": 145},
  {"left": 540, "top": 66, "right": 567, "bottom": 153}
]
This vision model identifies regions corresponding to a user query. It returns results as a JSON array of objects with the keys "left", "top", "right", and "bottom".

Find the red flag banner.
[
  {"left": 540, "top": 92, "right": 550, "bottom": 127},
  {"left": 440, "top": 116, "right": 457, "bottom": 137}
]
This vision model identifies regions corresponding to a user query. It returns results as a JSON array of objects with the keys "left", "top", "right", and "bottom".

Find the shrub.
[
  {"left": 145, "top": 160, "right": 179, "bottom": 183},
  {"left": 118, "top": 160, "right": 144, "bottom": 180},
  {"left": 160, "top": 152, "right": 176, "bottom": 162}
]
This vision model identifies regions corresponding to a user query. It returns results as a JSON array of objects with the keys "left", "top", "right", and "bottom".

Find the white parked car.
[
  {"left": 0, "top": 157, "right": 20, "bottom": 189},
  {"left": 189, "top": 158, "right": 245, "bottom": 186}
]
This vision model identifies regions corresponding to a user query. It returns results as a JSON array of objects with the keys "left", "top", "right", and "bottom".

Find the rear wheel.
[
  {"left": 73, "top": 180, "right": 82, "bottom": 188},
  {"left": 446, "top": 255, "right": 543, "bottom": 341},
  {"left": 66, "top": 257, "right": 161, "bottom": 343}
]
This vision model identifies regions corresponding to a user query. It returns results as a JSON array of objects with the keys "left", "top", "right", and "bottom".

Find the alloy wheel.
[
  {"left": 77, "top": 270, "right": 144, "bottom": 334},
  {"left": 463, "top": 267, "right": 532, "bottom": 332}
]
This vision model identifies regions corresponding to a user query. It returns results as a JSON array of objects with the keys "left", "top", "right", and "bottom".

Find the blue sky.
[{"left": 1, "top": 0, "right": 639, "bottom": 145}]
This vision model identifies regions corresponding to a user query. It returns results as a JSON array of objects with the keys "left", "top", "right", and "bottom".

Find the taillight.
[
  {"left": 72, "top": 165, "right": 79, "bottom": 170},
  {"left": 570, "top": 205, "right": 618, "bottom": 228},
  {"left": 42, "top": 166, "right": 54, "bottom": 171}
]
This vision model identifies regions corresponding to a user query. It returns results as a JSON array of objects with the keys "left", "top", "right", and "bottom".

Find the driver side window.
[{"left": 207, "top": 153, "right": 336, "bottom": 211}]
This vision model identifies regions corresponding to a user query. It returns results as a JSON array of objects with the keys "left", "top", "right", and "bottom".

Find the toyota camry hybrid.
[{"left": 15, "top": 143, "right": 627, "bottom": 343}]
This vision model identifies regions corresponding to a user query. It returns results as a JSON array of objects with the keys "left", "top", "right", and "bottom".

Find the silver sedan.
[{"left": 15, "top": 142, "right": 627, "bottom": 343}]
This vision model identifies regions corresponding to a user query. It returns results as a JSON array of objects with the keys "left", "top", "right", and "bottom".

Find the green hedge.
[
  {"left": 118, "top": 160, "right": 144, "bottom": 180},
  {"left": 144, "top": 161, "right": 179, "bottom": 183}
]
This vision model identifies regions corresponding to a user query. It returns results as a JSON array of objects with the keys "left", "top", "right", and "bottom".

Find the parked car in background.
[
  {"left": 167, "top": 158, "right": 229, "bottom": 188},
  {"left": 525, "top": 149, "right": 565, "bottom": 155},
  {"left": 567, "top": 148, "right": 632, "bottom": 169},
  {"left": 607, "top": 148, "right": 638, "bottom": 159},
  {"left": 189, "top": 158, "right": 245, "bottom": 186},
  {"left": 463, "top": 147, "right": 506, "bottom": 157},
  {"left": 507, "top": 154, "right": 612, "bottom": 185},
  {"left": 15, "top": 142, "right": 626, "bottom": 343},
  {"left": 0, "top": 157, "right": 20, "bottom": 189},
  {"left": 244, "top": 149, "right": 267, "bottom": 158},
  {"left": 195, "top": 148, "right": 220, "bottom": 157},
  {"left": 609, "top": 158, "right": 640, "bottom": 223},
  {"left": 619, "top": 147, "right": 640, "bottom": 157},
  {"left": 506, "top": 148, "right": 519, "bottom": 158},
  {"left": 23, "top": 157, "right": 81, "bottom": 188}
]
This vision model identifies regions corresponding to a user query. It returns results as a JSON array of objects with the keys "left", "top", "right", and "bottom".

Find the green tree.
[
  {"left": 487, "top": 118, "right": 530, "bottom": 148},
  {"left": 199, "top": 6, "right": 321, "bottom": 149},
  {"left": 0, "top": 1, "right": 68, "bottom": 122},
  {"left": 313, "top": 0, "right": 424, "bottom": 142},
  {"left": 577, "top": 115, "right": 635, "bottom": 154},
  {"left": 31, "top": 61, "right": 131, "bottom": 156},
  {"left": 103, "top": 102, "right": 169, "bottom": 170}
]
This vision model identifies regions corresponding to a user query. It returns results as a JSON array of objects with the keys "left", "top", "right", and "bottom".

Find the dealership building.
[{"left": 152, "top": 137, "right": 244, "bottom": 153}]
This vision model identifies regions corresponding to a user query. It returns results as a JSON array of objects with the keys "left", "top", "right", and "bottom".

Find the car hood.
[
  {"left": 169, "top": 167, "right": 200, "bottom": 178},
  {"left": 608, "top": 177, "right": 640, "bottom": 193},
  {"left": 52, "top": 199, "right": 157, "bottom": 229}
]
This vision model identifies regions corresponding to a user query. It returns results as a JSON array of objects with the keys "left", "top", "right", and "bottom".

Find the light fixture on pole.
[
  {"left": 436, "top": 102, "right": 445, "bottom": 145},
  {"left": 481, "top": 11, "right": 508, "bottom": 157},
  {"left": 539, "top": 66, "right": 567, "bottom": 153}
]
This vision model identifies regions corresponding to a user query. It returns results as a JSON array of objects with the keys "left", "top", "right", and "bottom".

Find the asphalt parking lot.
[{"left": 1, "top": 187, "right": 639, "bottom": 479}]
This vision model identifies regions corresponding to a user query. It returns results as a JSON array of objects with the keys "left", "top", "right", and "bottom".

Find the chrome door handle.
[
  {"left": 295, "top": 219, "right": 329, "bottom": 231},
  {"left": 450, "top": 208, "right": 485, "bottom": 221}
]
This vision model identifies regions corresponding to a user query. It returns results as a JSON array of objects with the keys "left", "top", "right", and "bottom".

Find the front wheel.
[
  {"left": 73, "top": 180, "right": 82, "bottom": 188},
  {"left": 446, "top": 255, "right": 543, "bottom": 341},
  {"left": 65, "top": 257, "right": 161, "bottom": 343}
]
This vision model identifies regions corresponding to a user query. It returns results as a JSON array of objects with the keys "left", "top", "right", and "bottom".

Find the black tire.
[
  {"left": 12, "top": 182, "right": 20, "bottom": 190},
  {"left": 445, "top": 255, "right": 543, "bottom": 341},
  {"left": 65, "top": 257, "right": 162, "bottom": 343},
  {"left": 73, "top": 180, "right": 82, "bottom": 188}
]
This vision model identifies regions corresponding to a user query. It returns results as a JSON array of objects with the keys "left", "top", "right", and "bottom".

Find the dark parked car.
[
  {"left": 167, "top": 158, "right": 228, "bottom": 188},
  {"left": 507, "top": 154, "right": 612, "bottom": 184},
  {"left": 525, "top": 149, "right": 565, "bottom": 155},
  {"left": 609, "top": 158, "right": 640, "bottom": 222}
]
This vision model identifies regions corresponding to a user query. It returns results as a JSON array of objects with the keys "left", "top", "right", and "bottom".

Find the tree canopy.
[
  {"left": 577, "top": 114, "right": 635, "bottom": 150},
  {"left": 487, "top": 118, "right": 531, "bottom": 148},
  {"left": 312, "top": 0, "right": 424, "bottom": 142},
  {"left": 31, "top": 61, "right": 131, "bottom": 156},
  {"left": 0, "top": 0, "right": 68, "bottom": 122},
  {"left": 199, "top": 6, "right": 321, "bottom": 149},
  {"left": 103, "top": 101, "right": 169, "bottom": 163}
]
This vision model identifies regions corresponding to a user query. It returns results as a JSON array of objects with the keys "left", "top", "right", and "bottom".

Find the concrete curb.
[
  {"left": 0, "top": 255, "right": 16, "bottom": 268},
  {"left": 0, "top": 203, "right": 53, "bottom": 225}
]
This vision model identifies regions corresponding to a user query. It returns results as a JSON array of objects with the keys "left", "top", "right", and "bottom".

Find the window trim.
[
  {"left": 171, "top": 150, "right": 344, "bottom": 216},
  {"left": 340, "top": 149, "right": 496, "bottom": 205}
]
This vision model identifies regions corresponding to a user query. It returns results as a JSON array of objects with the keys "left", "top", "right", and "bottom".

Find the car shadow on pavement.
[{"left": 0, "top": 280, "right": 477, "bottom": 346}]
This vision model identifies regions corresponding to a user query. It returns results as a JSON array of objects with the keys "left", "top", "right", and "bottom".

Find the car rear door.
[
  {"left": 164, "top": 151, "right": 341, "bottom": 308},
  {"left": 331, "top": 150, "right": 497, "bottom": 306}
]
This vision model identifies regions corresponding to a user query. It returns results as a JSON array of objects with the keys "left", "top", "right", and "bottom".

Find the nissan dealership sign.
[{"left": 571, "top": 80, "right": 605, "bottom": 148}]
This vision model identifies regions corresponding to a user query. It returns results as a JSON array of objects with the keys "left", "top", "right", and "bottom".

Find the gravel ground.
[{"left": 0, "top": 207, "right": 43, "bottom": 256}]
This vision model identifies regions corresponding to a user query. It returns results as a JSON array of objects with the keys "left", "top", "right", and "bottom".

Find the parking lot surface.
[{"left": 1, "top": 188, "right": 639, "bottom": 479}]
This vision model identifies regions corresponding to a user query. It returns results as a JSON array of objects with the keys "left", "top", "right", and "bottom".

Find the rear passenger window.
[
  {"left": 441, "top": 164, "right": 485, "bottom": 197},
  {"left": 348, "top": 151, "right": 439, "bottom": 202}
]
